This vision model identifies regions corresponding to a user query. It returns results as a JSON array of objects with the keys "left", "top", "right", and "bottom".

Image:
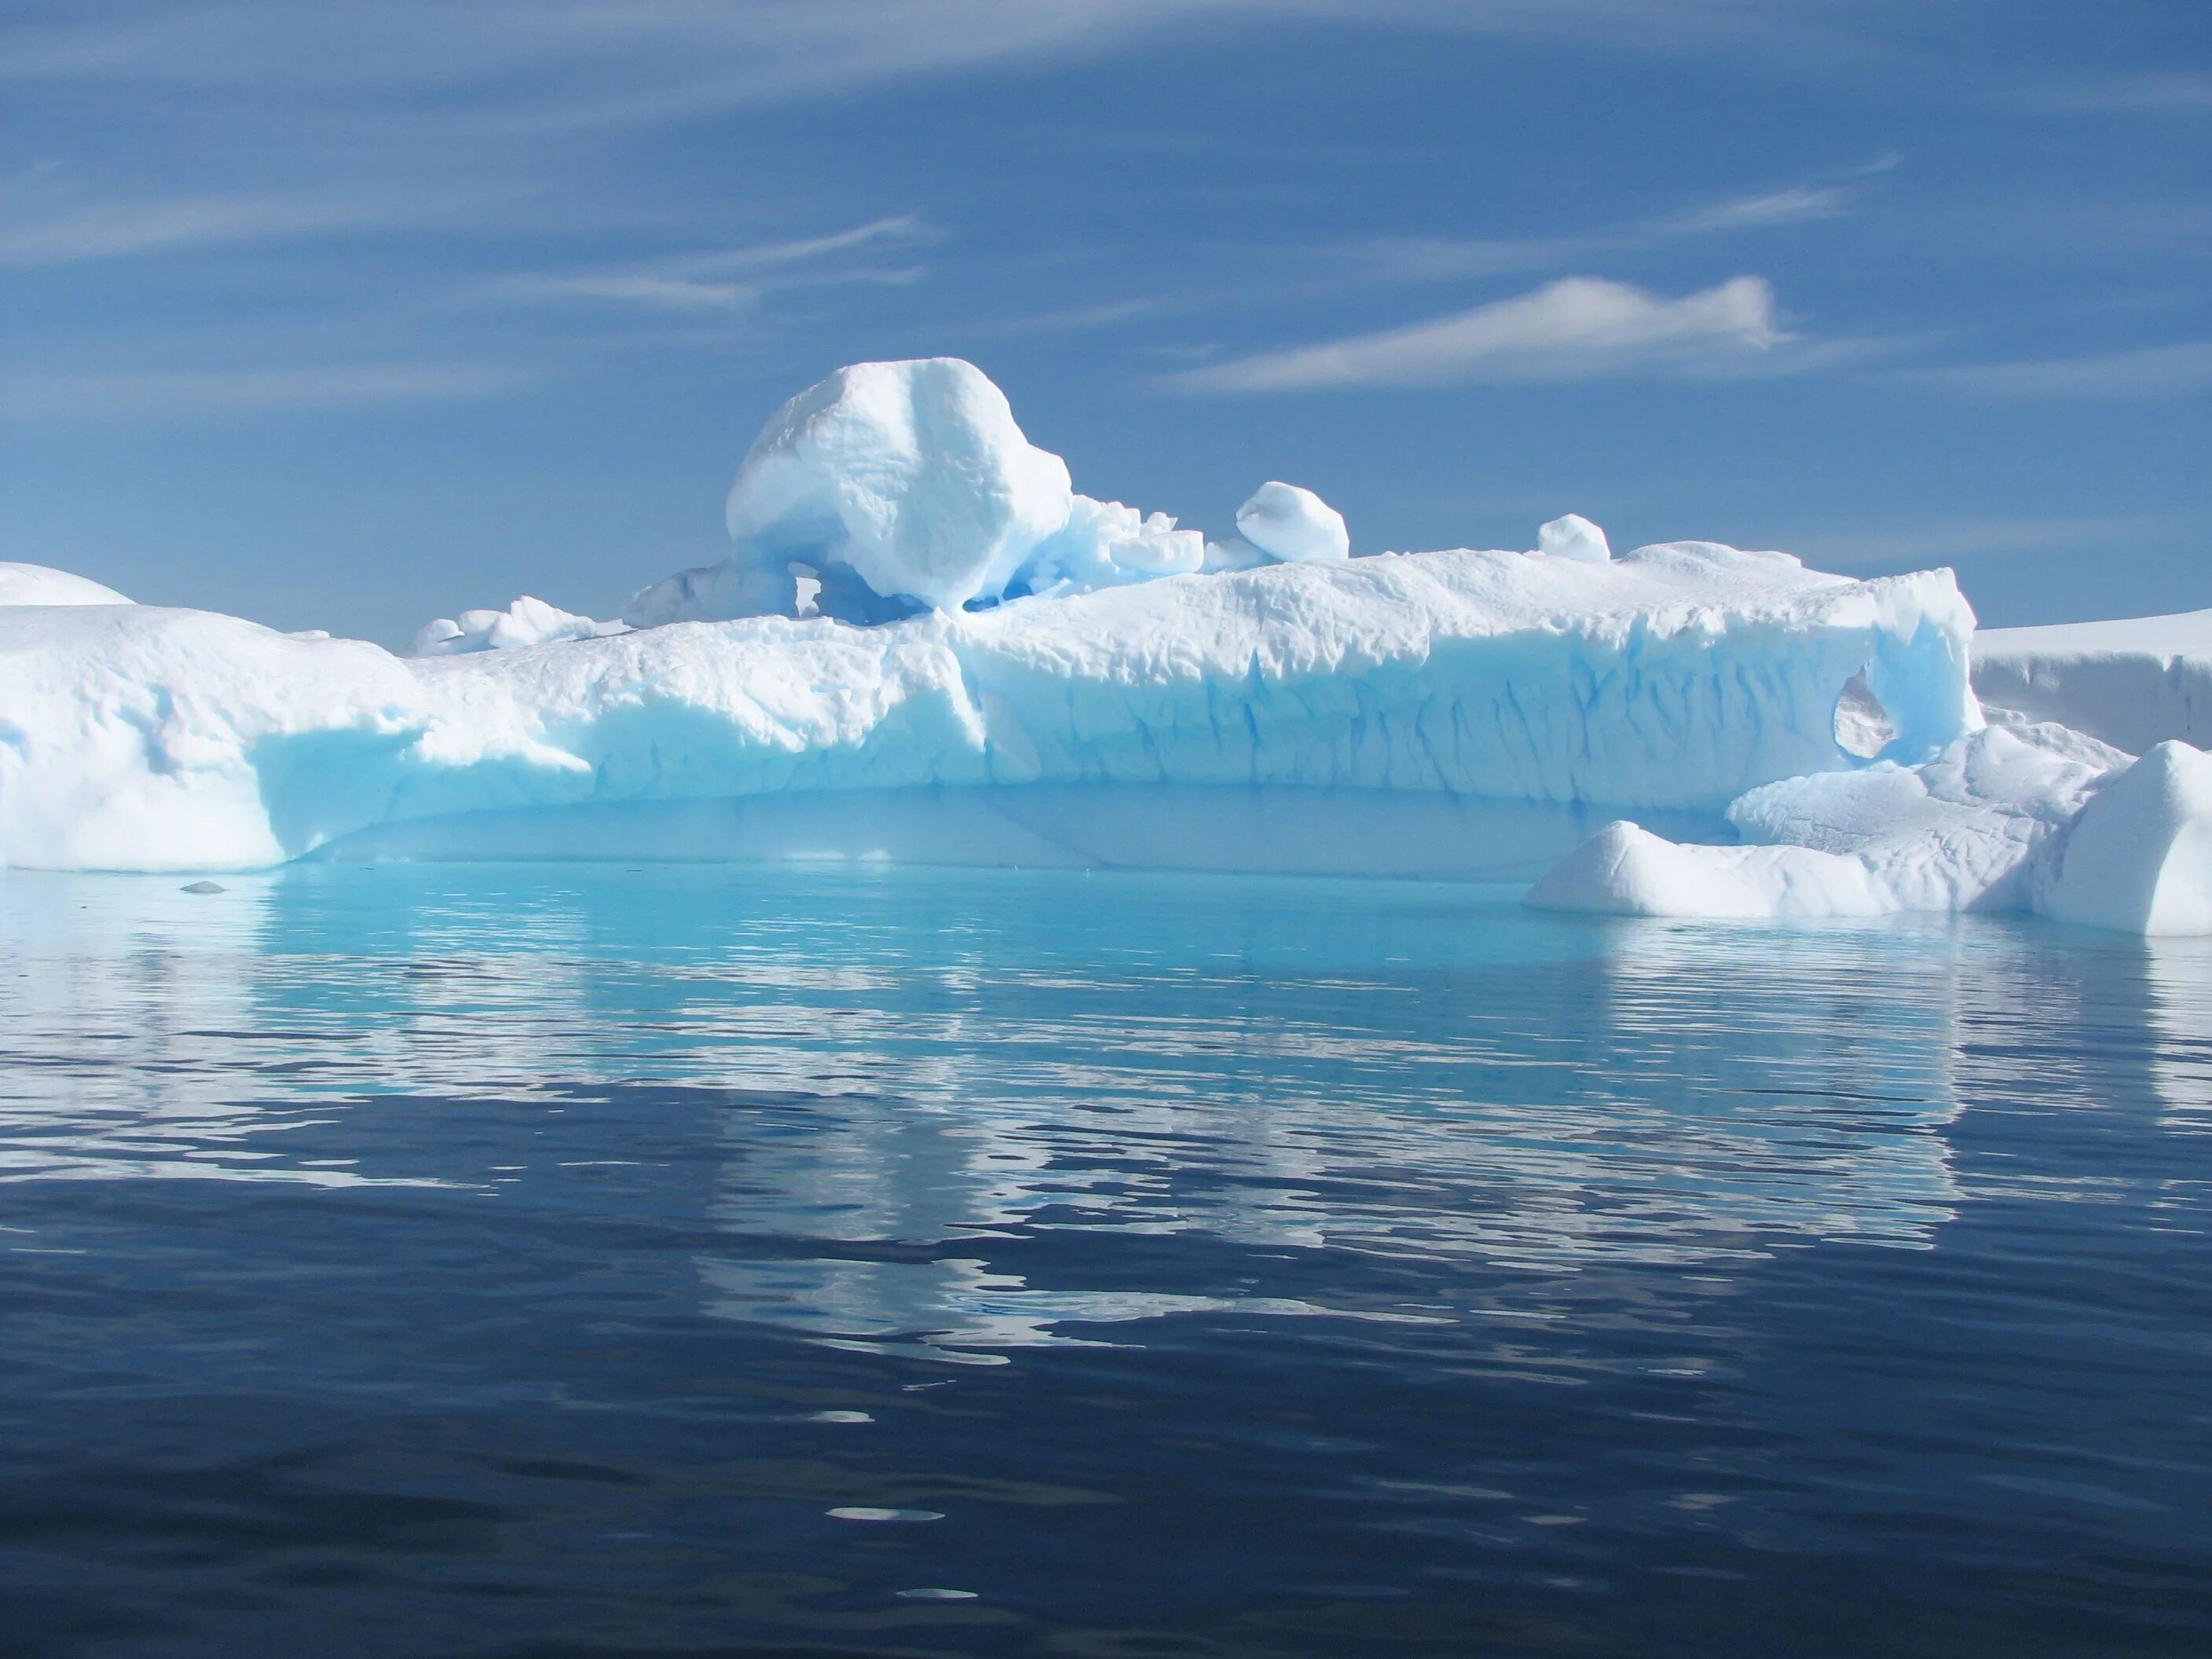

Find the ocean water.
[{"left": 2, "top": 862, "right": 2207, "bottom": 1657}]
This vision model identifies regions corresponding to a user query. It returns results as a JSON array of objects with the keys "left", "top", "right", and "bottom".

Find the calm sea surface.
[{"left": 2, "top": 864, "right": 2207, "bottom": 1657}]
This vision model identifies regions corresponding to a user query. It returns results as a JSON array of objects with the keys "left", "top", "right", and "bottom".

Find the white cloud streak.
[
  {"left": 0, "top": 190, "right": 459, "bottom": 267},
  {"left": 1173, "top": 275, "right": 1788, "bottom": 392},
  {"left": 0, "top": 4, "right": 1871, "bottom": 115},
  {"left": 494, "top": 216, "right": 936, "bottom": 314},
  {"left": 1338, "top": 163, "right": 1886, "bottom": 286}
]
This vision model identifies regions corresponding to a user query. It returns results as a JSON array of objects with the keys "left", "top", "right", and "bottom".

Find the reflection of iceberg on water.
[{"left": 687, "top": 921, "right": 1974, "bottom": 1358}]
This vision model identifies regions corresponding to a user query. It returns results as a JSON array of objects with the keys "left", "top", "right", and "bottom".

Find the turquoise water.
[{"left": 2, "top": 864, "right": 2208, "bottom": 1656}]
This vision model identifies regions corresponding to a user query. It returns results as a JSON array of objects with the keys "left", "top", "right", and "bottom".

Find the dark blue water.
[{"left": 2, "top": 864, "right": 2207, "bottom": 1657}]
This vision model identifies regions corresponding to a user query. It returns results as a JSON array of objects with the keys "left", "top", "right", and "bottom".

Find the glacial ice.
[
  {"left": 0, "top": 538, "right": 1979, "bottom": 878},
  {"left": 0, "top": 357, "right": 2202, "bottom": 935}
]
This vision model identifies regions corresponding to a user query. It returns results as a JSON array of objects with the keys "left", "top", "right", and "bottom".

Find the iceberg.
[
  {"left": 0, "top": 537, "right": 1976, "bottom": 877},
  {"left": 0, "top": 357, "right": 2201, "bottom": 935}
]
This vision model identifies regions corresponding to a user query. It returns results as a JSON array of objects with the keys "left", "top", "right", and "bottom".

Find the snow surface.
[
  {"left": 1973, "top": 608, "right": 2212, "bottom": 753},
  {"left": 0, "top": 562, "right": 133, "bottom": 607}
]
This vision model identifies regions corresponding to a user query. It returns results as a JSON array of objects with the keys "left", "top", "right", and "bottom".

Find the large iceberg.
[{"left": 0, "top": 357, "right": 2203, "bottom": 935}]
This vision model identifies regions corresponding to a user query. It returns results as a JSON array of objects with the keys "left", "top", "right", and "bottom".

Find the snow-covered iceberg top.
[
  {"left": 0, "top": 540, "right": 1976, "bottom": 876},
  {"left": 0, "top": 562, "right": 133, "bottom": 607}
]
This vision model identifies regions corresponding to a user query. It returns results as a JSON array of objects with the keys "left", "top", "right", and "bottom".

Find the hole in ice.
[
  {"left": 789, "top": 562, "right": 822, "bottom": 618},
  {"left": 1833, "top": 669, "right": 1895, "bottom": 759}
]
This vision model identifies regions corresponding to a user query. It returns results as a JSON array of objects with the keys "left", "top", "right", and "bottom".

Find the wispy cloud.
[
  {"left": 676, "top": 215, "right": 936, "bottom": 274},
  {"left": 0, "top": 189, "right": 449, "bottom": 267},
  {"left": 1909, "top": 342, "right": 2212, "bottom": 400},
  {"left": 1335, "top": 163, "right": 1886, "bottom": 287},
  {"left": 1660, "top": 183, "right": 1859, "bottom": 236},
  {"left": 503, "top": 274, "right": 760, "bottom": 313},
  {"left": 0, "top": 3, "right": 1884, "bottom": 119},
  {"left": 1172, "top": 275, "right": 1789, "bottom": 392},
  {"left": 493, "top": 216, "right": 935, "bottom": 316},
  {"left": 0, "top": 362, "right": 528, "bottom": 420}
]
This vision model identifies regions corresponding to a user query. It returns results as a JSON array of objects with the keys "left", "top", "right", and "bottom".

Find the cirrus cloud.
[{"left": 1172, "top": 275, "right": 1789, "bottom": 392}]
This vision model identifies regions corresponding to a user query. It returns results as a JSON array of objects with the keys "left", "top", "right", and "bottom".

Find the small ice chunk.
[
  {"left": 180, "top": 880, "right": 227, "bottom": 895},
  {"left": 1233, "top": 482, "right": 1350, "bottom": 564},
  {"left": 1538, "top": 514, "right": 1611, "bottom": 562},
  {"left": 409, "top": 595, "right": 622, "bottom": 656}
]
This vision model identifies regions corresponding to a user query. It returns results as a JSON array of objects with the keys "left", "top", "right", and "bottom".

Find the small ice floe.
[
  {"left": 827, "top": 1506, "right": 944, "bottom": 1522},
  {"left": 180, "top": 881, "right": 226, "bottom": 895}
]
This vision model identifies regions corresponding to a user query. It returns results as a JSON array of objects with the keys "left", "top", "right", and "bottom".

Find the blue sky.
[{"left": 1, "top": 0, "right": 2205, "bottom": 643}]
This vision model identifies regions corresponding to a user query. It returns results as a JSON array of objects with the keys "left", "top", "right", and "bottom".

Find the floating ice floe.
[{"left": 0, "top": 358, "right": 2203, "bottom": 935}]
